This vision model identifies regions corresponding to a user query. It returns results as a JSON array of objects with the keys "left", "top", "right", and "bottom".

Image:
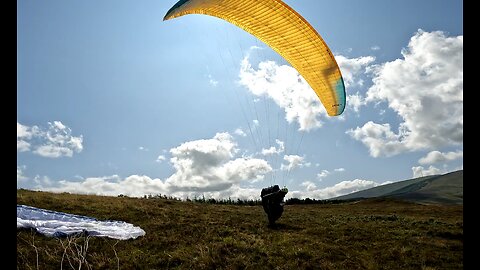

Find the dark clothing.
[{"left": 261, "top": 185, "right": 288, "bottom": 225}]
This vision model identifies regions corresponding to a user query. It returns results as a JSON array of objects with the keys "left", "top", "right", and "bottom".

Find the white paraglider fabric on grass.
[{"left": 17, "top": 205, "right": 145, "bottom": 240}]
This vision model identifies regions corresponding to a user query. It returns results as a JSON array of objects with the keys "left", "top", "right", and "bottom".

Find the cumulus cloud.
[
  {"left": 418, "top": 150, "right": 463, "bottom": 165},
  {"left": 48, "top": 176, "right": 264, "bottom": 201},
  {"left": 47, "top": 175, "right": 140, "bottom": 196},
  {"left": 239, "top": 55, "right": 326, "bottom": 131},
  {"left": 43, "top": 173, "right": 389, "bottom": 201},
  {"left": 156, "top": 155, "right": 166, "bottom": 163},
  {"left": 347, "top": 121, "right": 407, "bottom": 157},
  {"left": 261, "top": 139, "right": 284, "bottom": 155},
  {"left": 45, "top": 175, "right": 268, "bottom": 200},
  {"left": 17, "top": 140, "right": 31, "bottom": 152},
  {"left": 349, "top": 30, "right": 463, "bottom": 157},
  {"left": 335, "top": 55, "right": 375, "bottom": 88},
  {"left": 300, "top": 181, "right": 318, "bottom": 192},
  {"left": 165, "top": 132, "right": 271, "bottom": 191},
  {"left": 348, "top": 92, "right": 367, "bottom": 113},
  {"left": 30, "top": 133, "right": 274, "bottom": 199},
  {"left": 17, "top": 121, "right": 83, "bottom": 158},
  {"left": 412, "top": 164, "right": 463, "bottom": 178},
  {"left": 289, "top": 179, "right": 388, "bottom": 199},
  {"left": 281, "top": 155, "right": 309, "bottom": 171},
  {"left": 17, "top": 122, "right": 37, "bottom": 152},
  {"left": 371, "top": 46, "right": 380, "bottom": 51},
  {"left": 411, "top": 166, "right": 442, "bottom": 178},
  {"left": 238, "top": 48, "right": 376, "bottom": 130}
]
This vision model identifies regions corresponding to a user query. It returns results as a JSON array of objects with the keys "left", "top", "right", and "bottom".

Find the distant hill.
[{"left": 332, "top": 170, "right": 463, "bottom": 204}]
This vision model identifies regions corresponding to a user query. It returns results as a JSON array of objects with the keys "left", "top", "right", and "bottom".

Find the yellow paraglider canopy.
[{"left": 164, "top": 0, "right": 346, "bottom": 116}]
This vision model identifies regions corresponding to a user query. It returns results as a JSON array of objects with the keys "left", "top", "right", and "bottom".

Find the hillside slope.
[{"left": 333, "top": 170, "right": 463, "bottom": 204}]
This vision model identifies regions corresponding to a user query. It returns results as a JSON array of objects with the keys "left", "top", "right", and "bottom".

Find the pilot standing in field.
[{"left": 261, "top": 185, "right": 288, "bottom": 226}]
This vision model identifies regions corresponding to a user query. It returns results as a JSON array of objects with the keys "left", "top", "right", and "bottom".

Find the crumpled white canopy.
[{"left": 17, "top": 204, "right": 145, "bottom": 240}]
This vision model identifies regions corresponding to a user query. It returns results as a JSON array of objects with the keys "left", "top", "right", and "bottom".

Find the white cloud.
[
  {"left": 347, "top": 92, "right": 367, "bottom": 113},
  {"left": 371, "top": 45, "right": 381, "bottom": 51},
  {"left": 42, "top": 173, "right": 388, "bottom": 201},
  {"left": 327, "top": 55, "right": 376, "bottom": 116},
  {"left": 138, "top": 146, "right": 149, "bottom": 151},
  {"left": 47, "top": 175, "right": 267, "bottom": 201},
  {"left": 335, "top": 55, "right": 376, "bottom": 88},
  {"left": 418, "top": 150, "right": 463, "bottom": 165},
  {"left": 261, "top": 139, "right": 285, "bottom": 155},
  {"left": 34, "top": 145, "right": 77, "bottom": 159},
  {"left": 17, "top": 121, "right": 83, "bottom": 158},
  {"left": 317, "top": 170, "right": 330, "bottom": 179},
  {"left": 317, "top": 168, "right": 345, "bottom": 180},
  {"left": 347, "top": 121, "right": 407, "bottom": 157},
  {"left": 349, "top": 30, "right": 463, "bottom": 157},
  {"left": 238, "top": 52, "right": 376, "bottom": 130},
  {"left": 239, "top": 56, "right": 326, "bottom": 131},
  {"left": 34, "top": 168, "right": 386, "bottom": 200},
  {"left": 17, "top": 122, "right": 31, "bottom": 138},
  {"left": 33, "top": 175, "right": 53, "bottom": 186},
  {"left": 17, "top": 140, "right": 31, "bottom": 152},
  {"left": 52, "top": 121, "right": 66, "bottom": 129},
  {"left": 411, "top": 166, "right": 442, "bottom": 178},
  {"left": 166, "top": 132, "right": 271, "bottom": 191},
  {"left": 281, "top": 155, "right": 308, "bottom": 171},
  {"left": 41, "top": 133, "right": 274, "bottom": 199},
  {"left": 234, "top": 128, "right": 247, "bottom": 137},
  {"left": 17, "top": 122, "right": 37, "bottom": 152},
  {"left": 47, "top": 175, "right": 147, "bottom": 196},
  {"left": 300, "top": 181, "right": 317, "bottom": 192},
  {"left": 261, "top": 147, "right": 277, "bottom": 155},
  {"left": 17, "top": 165, "right": 27, "bottom": 182},
  {"left": 156, "top": 155, "right": 166, "bottom": 163},
  {"left": 412, "top": 164, "right": 463, "bottom": 178},
  {"left": 289, "top": 179, "right": 387, "bottom": 200}
]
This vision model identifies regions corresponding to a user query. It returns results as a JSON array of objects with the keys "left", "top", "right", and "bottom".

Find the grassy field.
[{"left": 17, "top": 189, "right": 463, "bottom": 269}]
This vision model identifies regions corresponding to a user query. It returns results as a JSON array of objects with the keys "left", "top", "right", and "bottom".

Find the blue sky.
[{"left": 17, "top": 0, "right": 463, "bottom": 200}]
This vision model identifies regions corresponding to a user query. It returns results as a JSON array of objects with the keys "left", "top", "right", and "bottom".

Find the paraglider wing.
[
  {"left": 164, "top": 0, "right": 346, "bottom": 116},
  {"left": 17, "top": 205, "right": 145, "bottom": 240}
]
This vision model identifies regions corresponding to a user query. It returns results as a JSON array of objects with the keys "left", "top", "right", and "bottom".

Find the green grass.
[{"left": 17, "top": 189, "right": 463, "bottom": 269}]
